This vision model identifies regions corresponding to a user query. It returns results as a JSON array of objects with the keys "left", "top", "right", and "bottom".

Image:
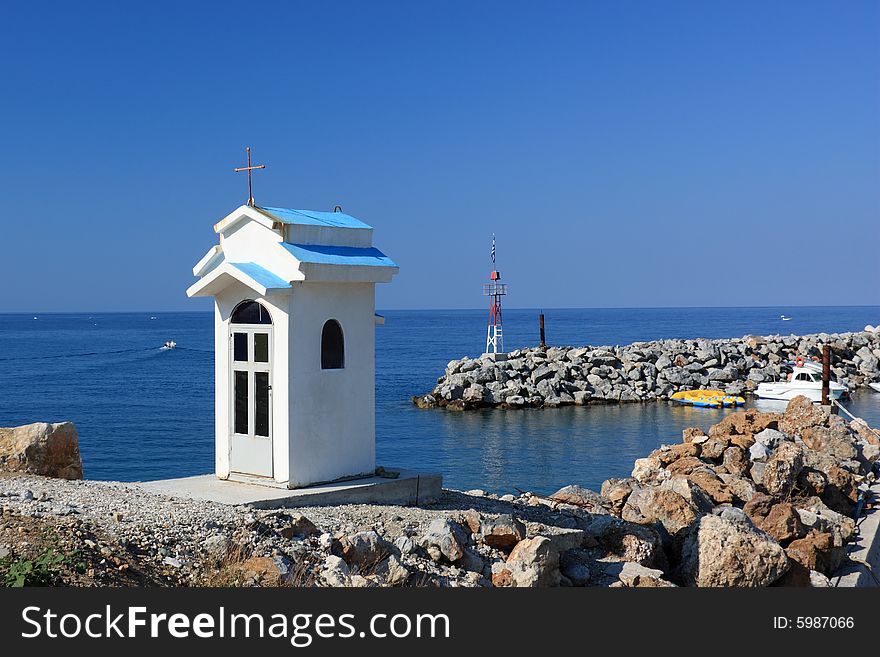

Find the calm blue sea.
[{"left": 1, "top": 306, "right": 878, "bottom": 495}]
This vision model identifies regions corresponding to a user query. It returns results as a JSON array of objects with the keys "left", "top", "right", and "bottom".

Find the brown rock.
[
  {"left": 762, "top": 441, "right": 804, "bottom": 499},
  {"left": 796, "top": 468, "right": 827, "bottom": 496},
  {"left": 717, "top": 472, "right": 757, "bottom": 503},
  {"left": 600, "top": 477, "right": 638, "bottom": 514},
  {"left": 786, "top": 530, "right": 843, "bottom": 576},
  {"left": 753, "top": 502, "right": 808, "bottom": 544},
  {"left": 723, "top": 446, "right": 749, "bottom": 477},
  {"left": 821, "top": 466, "right": 859, "bottom": 515},
  {"left": 666, "top": 457, "right": 706, "bottom": 476},
  {"left": 682, "top": 427, "right": 706, "bottom": 443},
  {"left": 0, "top": 422, "right": 83, "bottom": 480},
  {"left": 656, "top": 443, "right": 701, "bottom": 465},
  {"left": 686, "top": 470, "right": 735, "bottom": 504},
  {"left": 709, "top": 409, "right": 780, "bottom": 439},
  {"left": 778, "top": 395, "right": 828, "bottom": 436},
  {"left": 743, "top": 492, "right": 775, "bottom": 521},
  {"left": 491, "top": 536, "right": 560, "bottom": 587},
  {"left": 582, "top": 515, "right": 668, "bottom": 570},
  {"left": 676, "top": 514, "right": 789, "bottom": 587},
  {"left": 700, "top": 438, "right": 727, "bottom": 461},
  {"left": 729, "top": 434, "right": 756, "bottom": 450},
  {"left": 801, "top": 426, "right": 858, "bottom": 462},
  {"left": 621, "top": 487, "right": 700, "bottom": 535}
]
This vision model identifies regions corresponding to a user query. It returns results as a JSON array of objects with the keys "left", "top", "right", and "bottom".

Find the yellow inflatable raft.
[{"left": 670, "top": 389, "right": 745, "bottom": 408}]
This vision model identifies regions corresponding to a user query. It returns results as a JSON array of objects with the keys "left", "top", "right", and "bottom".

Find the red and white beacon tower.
[{"left": 483, "top": 234, "right": 507, "bottom": 355}]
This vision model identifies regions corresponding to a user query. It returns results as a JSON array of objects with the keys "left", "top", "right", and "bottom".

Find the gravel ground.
[{"left": 0, "top": 473, "right": 585, "bottom": 587}]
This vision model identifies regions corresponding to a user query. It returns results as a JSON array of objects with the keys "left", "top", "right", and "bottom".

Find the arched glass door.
[{"left": 229, "top": 300, "right": 273, "bottom": 478}]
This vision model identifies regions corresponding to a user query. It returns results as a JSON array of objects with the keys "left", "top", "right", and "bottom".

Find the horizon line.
[{"left": 3, "top": 303, "right": 879, "bottom": 315}]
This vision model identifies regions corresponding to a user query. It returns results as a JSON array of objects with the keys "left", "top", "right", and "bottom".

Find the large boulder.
[
  {"left": 491, "top": 536, "right": 560, "bottom": 587},
  {"left": 581, "top": 515, "right": 668, "bottom": 570},
  {"left": 778, "top": 396, "right": 828, "bottom": 436},
  {"left": 621, "top": 487, "right": 700, "bottom": 535},
  {"left": 722, "top": 446, "right": 750, "bottom": 477},
  {"left": 0, "top": 422, "right": 82, "bottom": 479},
  {"left": 801, "top": 426, "right": 858, "bottom": 463},
  {"left": 743, "top": 494, "right": 807, "bottom": 544},
  {"left": 709, "top": 409, "right": 780, "bottom": 439},
  {"left": 786, "top": 530, "right": 845, "bottom": 576},
  {"left": 677, "top": 514, "right": 789, "bottom": 587},
  {"left": 762, "top": 441, "right": 804, "bottom": 498}
]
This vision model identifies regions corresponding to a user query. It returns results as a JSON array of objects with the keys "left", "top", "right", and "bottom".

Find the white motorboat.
[
  {"left": 870, "top": 382, "right": 880, "bottom": 393},
  {"left": 780, "top": 315, "right": 792, "bottom": 321},
  {"left": 755, "top": 360, "right": 847, "bottom": 402},
  {"left": 163, "top": 340, "right": 177, "bottom": 349}
]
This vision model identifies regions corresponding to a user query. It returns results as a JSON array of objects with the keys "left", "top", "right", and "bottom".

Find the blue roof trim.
[
  {"left": 282, "top": 243, "right": 398, "bottom": 268},
  {"left": 258, "top": 207, "right": 373, "bottom": 230},
  {"left": 229, "top": 262, "right": 291, "bottom": 289}
]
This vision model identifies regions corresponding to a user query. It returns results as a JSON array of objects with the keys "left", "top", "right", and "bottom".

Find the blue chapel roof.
[
  {"left": 257, "top": 206, "right": 373, "bottom": 230},
  {"left": 229, "top": 262, "right": 292, "bottom": 289},
  {"left": 281, "top": 243, "right": 398, "bottom": 268}
]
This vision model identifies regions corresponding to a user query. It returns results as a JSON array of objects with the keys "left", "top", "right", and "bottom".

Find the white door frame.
[{"left": 229, "top": 324, "right": 273, "bottom": 478}]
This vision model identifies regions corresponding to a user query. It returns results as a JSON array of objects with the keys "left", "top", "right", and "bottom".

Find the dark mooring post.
[
  {"left": 539, "top": 313, "right": 546, "bottom": 348},
  {"left": 822, "top": 344, "right": 831, "bottom": 406}
]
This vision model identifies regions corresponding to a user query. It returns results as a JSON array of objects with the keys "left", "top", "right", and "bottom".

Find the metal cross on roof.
[{"left": 233, "top": 146, "right": 266, "bottom": 207}]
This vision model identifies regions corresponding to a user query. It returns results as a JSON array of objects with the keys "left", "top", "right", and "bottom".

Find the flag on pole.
[{"left": 491, "top": 234, "right": 496, "bottom": 264}]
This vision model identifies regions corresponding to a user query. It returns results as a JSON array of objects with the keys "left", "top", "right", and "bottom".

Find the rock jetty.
[{"left": 413, "top": 329, "right": 880, "bottom": 411}]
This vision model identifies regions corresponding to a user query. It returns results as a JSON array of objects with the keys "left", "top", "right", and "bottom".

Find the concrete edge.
[
  {"left": 248, "top": 473, "right": 443, "bottom": 509},
  {"left": 832, "top": 483, "right": 880, "bottom": 587}
]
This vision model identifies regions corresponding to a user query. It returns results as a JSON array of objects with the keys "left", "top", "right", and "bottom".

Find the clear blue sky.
[{"left": 1, "top": 1, "right": 877, "bottom": 312}]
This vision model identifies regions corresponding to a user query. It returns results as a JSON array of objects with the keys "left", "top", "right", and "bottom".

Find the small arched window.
[
  {"left": 231, "top": 300, "right": 272, "bottom": 325},
  {"left": 321, "top": 320, "right": 344, "bottom": 369}
]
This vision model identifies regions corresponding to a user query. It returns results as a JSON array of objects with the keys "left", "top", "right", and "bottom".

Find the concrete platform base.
[
  {"left": 136, "top": 470, "right": 442, "bottom": 509},
  {"left": 833, "top": 483, "right": 880, "bottom": 587}
]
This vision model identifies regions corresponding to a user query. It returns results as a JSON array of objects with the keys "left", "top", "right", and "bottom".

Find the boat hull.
[{"left": 755, "top": 383, "right": 846, "bottom": 402}]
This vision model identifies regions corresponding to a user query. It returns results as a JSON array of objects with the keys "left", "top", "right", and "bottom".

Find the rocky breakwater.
[
  {"left": 413, "top": 329, "right": 880, "bottom": 410},
  {"left": 595, "top": 396, "right": 880, "bottom": 586}
]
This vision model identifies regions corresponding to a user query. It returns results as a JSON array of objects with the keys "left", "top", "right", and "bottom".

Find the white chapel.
[{"left": 186, "top": 203, "right": 398, "bottom": 489}]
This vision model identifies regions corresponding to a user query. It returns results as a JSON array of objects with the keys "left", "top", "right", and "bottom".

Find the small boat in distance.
[
  {"left": 756, "top": 359, "right": 847, "bottom": 402},
  {"left": 163, "top": 340, "right": 177, "bottom": 349},
  {"left": 780, "top": 315, "right": 792, "bottom": 321}
]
